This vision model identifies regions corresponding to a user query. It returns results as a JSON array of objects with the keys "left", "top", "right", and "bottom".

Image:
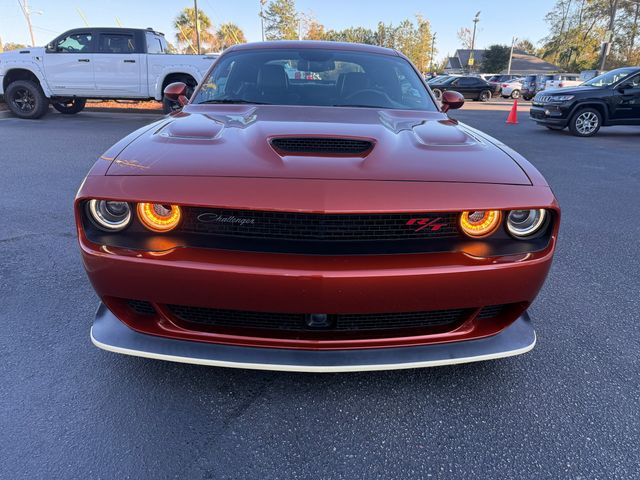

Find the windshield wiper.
[{"left": 198, "top": 99, "right": 273, "bottom": 105}]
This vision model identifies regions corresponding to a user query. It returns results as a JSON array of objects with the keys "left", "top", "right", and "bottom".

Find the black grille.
[
  {"left": 181, "top": 208, "right": 460, "bottom": 241},
  {"left": 127, "top": 299, "right": 156, "bottom": 316},
  {"left": 477, "top": 304, "right": 508, "bottom": 319},
  {"left": 167, "top": 304, "right": 469, "bottom": 332},
  {"left": 270, "top": 137, "right": 373, "bottom": 155}
]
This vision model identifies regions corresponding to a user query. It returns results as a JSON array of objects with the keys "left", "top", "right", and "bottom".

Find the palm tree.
[
  {"left": 216, "top": 23, "right": 247, "bottom": 50},
  {"left": 173, "top": 7, "right": 218, "bottom": 53}
]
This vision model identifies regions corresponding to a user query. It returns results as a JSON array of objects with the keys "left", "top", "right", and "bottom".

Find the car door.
[
  {"left": 43, "top": 30, "right": 96, "bottom": 95},
  {"left": 611, "top": 74, "right": 640, "bottom": 121},
  {"left": 93, "top": 31, "right": 142, "bottom": 96}
]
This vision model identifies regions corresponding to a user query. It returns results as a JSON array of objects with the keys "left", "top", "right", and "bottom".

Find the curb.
[{"left": 85, "top": 107, "right": 163, "bottom": 115}]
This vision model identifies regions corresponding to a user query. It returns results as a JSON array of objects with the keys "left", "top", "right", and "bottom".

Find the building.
[{"left": 445, "top": 49, "right": 562, "bottom": 75}]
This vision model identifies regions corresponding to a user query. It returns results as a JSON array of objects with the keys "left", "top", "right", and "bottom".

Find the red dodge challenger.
[{"left": 75, "top": 41, "right": 559, "bottom": 372}]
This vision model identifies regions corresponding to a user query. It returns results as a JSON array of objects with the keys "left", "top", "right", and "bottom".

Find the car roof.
[
  {"left": 226, "top": 41, "right": 400, "bottom": 57},
  {"left": 61, "top": 27, "right": 165, "bottom": 36}
]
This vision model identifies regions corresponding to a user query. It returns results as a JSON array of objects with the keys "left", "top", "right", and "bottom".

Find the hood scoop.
[{"left": 270, "top": 137, "right": 374, "bottom": 157}]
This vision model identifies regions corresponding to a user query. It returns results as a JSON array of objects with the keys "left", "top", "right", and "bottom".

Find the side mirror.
[
  {"left": 441, "top": 90, "right": 465, "bottom": 113},
  {"left": 45, "top": 43, "right": 56, "bottom": 53},
  {"left": 164, "top": 82, "right": 189, "bottom": 107}
]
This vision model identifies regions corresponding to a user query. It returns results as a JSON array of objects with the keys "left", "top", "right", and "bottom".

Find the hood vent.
[{"left": 270, "top": 137, "right": 373, "bottom": 156}]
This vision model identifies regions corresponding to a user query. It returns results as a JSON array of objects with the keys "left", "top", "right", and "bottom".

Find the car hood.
[
  {"left": 541, "top": 85, "right": 595, "bottom": 96},
  {"left": 106, "top": 105, "right": 531, "bottom": 185}
]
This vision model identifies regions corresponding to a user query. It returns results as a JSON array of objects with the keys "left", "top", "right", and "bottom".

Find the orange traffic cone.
[{"left": 506, "top": 99, "right": 518, "bottom": 124}]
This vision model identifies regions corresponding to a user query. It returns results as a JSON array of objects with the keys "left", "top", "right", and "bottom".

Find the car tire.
[
  {"left": 5, "top": 80, "right": 49, "bottom": 119},
  {"left": 431, "top": 88, "right": 442, "bottom": 101},
  {"left": 511, "top": 90, "right": 521, "bottom": 99},
  {"left": 162, "top": 78, "right": 196, "bottom": 114},
  {"left": 568, "top": 108, "right": 602, "bottom": 137},
  {"left": 52, "top": 98, "right": 86, "bottom": 114},
  {"left": 479, "top": 90, "right": 492, "bottom": 102}
]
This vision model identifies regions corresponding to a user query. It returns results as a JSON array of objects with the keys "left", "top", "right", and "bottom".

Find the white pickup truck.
[{"left": 0, "top": 27, "right": 218, "bottom": 118}]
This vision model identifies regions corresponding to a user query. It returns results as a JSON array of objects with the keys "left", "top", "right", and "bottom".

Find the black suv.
[
  {"left": 429, "top": 76, "right": 496, "bottom": 102},
  {"left": 530, "top": 67, "right": 640, "bottom": 136}
]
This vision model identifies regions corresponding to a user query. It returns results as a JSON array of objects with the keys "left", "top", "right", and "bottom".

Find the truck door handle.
[
  {"left": 124, "top": 59, "right": 136, "bottom": 63},
  {"left": 78, "top": 58, "right": 90, "bottom": 62}
]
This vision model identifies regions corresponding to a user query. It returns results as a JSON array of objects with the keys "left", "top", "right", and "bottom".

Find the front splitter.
[{"left": 90, "top": 303, "right": 536, "bottom": 373}]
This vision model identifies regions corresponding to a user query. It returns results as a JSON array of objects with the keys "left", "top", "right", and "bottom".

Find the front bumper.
[
  {"left": 91, "top": 303, "right": 536, "bottom": 372},
  {"left": 77, "top": 176, "right": 558, "bottom": 355},
  {"left": 529, "top": 105, "right": 570, "bottom": 126}
]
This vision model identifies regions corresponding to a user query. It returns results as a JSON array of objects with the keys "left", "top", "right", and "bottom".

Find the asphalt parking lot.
[{"left": 1, "top": 107, "right": 639, "bottom": 479}]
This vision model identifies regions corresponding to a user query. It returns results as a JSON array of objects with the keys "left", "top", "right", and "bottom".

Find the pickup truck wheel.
[
  {"left": 52, "top": 98, "right": 86, "bottom": 114},
  {"left": 569, "top": 108, "right": 602, "bottom": 137},
  {"left": 5, "top": 80, "right": 49, "bottom": 119}
]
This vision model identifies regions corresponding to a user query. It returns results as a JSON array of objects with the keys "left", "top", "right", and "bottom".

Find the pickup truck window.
[
  {"left": 145, "top": 32, "right": 166, "bottom": 54},
  {"left": 56, "top": 33, "right": 93, "bottom": 53},
  {"left": 99, "top": 33, "right": 136, "bottom": 54}
]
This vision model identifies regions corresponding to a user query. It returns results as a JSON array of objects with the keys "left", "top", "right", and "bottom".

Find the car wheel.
[
  {"left": 511, "top": 90, "right": 521, "bottom": 99},
  {"left": 479, "top": 90, "right": 492, "bottom": 102},
  {"left": 569, "top": 108, "right": 602, "bottom": 137},
  {"left": 5, "top": 80, "right": 49, "bottom": 119},
  {"left": 431, "top": 88, "right": 442, "bottom": 101},
  {"left": 52, "top": 98, "right": 86, "bottom": 114}
]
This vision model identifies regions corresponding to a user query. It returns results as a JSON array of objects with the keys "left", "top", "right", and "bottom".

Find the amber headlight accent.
[
  {"left": 459, "top": 210, "right": 502, "bottom": 237},
  {"left": 87, "top": 199, "right": 132, "bottom": 231},
  {"left": 137, "top": 203, "right": 181, "bottom": 232}
]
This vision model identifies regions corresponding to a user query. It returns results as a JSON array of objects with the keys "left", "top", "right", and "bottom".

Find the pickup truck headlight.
[{"left": 551, "top": 95, "right": 574, "bottom": 102}]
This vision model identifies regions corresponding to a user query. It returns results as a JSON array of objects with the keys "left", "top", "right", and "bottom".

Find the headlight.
[
  {"left": 137, "top": 203, "right": 181, "bottom": 232},
  {"left": 86, "top": 199, "right": 132, "bottom": 231},
  {"left": 506, "top": 209, "right": 547, "bottom": 238},
  {"left": 459, "top": 210, "right": 501, "bottom": 237},
  {"left": 551, "top": 95, "right": 574, "bottom": 102}
]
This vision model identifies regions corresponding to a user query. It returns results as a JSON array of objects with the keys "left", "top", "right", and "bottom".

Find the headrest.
[{"left": 257, "top": 64, "right": 288, "bottom": 91}]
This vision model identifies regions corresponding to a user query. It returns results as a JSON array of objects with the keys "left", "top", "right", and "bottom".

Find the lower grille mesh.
[
  {"left": 167, "top": 304, "right": 469, "bottom": 332},
  {"left": 127, "top": 299, "right": 156, "bottom": 316}
]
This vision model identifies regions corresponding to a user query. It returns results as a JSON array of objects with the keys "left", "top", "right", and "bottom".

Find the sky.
[{"left": 0, "top": 0, "right": 557, "bottom": 60}]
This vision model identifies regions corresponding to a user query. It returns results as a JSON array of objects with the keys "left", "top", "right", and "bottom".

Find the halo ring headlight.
[
  {"left": 459, "top": 210, "right": 502, "bottom": 238},
  {"left": 87, "top": 199, "right": 132, "bottom": 231},
  {"left": 137, "top": 203, "right": 182, "bottom": 232},
  {"left": 507, "top": 209, "right": 547, "bottom": 238}
]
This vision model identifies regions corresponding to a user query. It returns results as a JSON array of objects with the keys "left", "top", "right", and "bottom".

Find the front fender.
[
  {"left": 1, "top": 58, "right": 52, "bottom": 97},
  {"left": 567, "top": 99, "right": 611, "bottom": 122}
]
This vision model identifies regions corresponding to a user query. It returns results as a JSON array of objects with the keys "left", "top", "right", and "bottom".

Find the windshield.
[
  {"left": 431, "top": 76, "right": 456, "bottom": 85},
  {"left": 193, "top": 48, "right": 437, "bottom": 111},
  {"left": 427, "top": 75, "right": 449, "bottom": 84},
  {"left": 583, "top": 68, "right": 638, "bottom": 87}
]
